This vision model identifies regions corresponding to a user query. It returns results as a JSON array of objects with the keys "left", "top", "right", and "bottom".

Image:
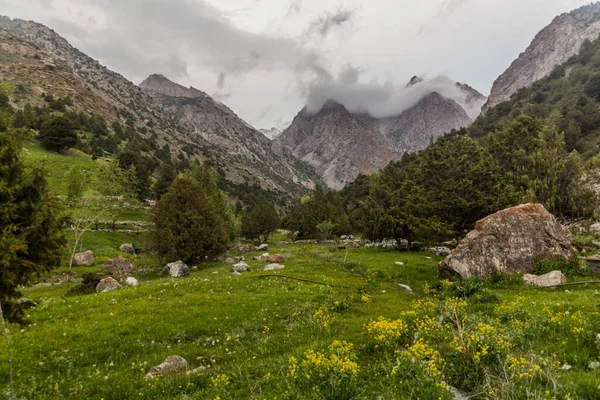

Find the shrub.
[
  {"left": 39, "top": 115, "right": 78, "bottom": 153},
  {"left": 532, "top": 256, "right": 587, "bottom": 277}
]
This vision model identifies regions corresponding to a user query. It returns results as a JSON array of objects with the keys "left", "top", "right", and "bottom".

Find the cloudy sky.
[{"left": 0, "top": 0, "right": 592, "bottom": 128}]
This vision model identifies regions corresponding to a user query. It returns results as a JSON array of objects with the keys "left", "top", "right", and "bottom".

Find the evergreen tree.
[
  {"left": 0, "top": 129, "right": 66, "bottom": 322},
  {"left": 241, "top": 195, "right": 280, "bottom": 242},
  {"left": 153, "top": 163, "right": 178, "bottom": 199},
  {"left": 38, "top": 115, "right": 77, "bottom": 153}
]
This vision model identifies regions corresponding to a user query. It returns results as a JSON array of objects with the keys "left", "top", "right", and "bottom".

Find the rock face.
[
  {"left": 167, "top": 261, "right": 190, "bottom": 277},
  {"left": 274, "top": 79, "right": 481, "bottom": 189},
  {"left": 523, "top": 271, "right": 567, "bottom": 287},
  {"left": 72, "top": 250, "right": 94, "bottom": 266},
  {"left": 439, "top": 204, "right": 576, "bottom": 279},
  {"left": 102, "top": 256, "right": 134, "bottom": 278},
  {"left": 96, "top": 277, "right": 121, "bottom": 293},
  {"left": 483, "top": 3, "right": 600, "bottom": 112},
  {"left": 144, "top": 355, "right": 188, "bottom": 380}
]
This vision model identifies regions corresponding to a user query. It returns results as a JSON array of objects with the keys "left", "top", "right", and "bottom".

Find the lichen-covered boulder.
[
  {"left": 167, "top": 260, "right": 189, "bottom": 277},
  {"left": 96, "top": 277, "right": 121, "bottom": 293},
  {"left": 72, "top": 250, "right": 94, "bottom": 266},
  {"left": 523, "top": 271, "right": 566, "bottom": 287},
  {"left": 102, "top": 256, "right": 134, "bottom": 278},
  {"left": 144, "top": 355, "right": 188, "bottom": 380},
  {"left": 439, "top": 203, "right": 576, "bottom": 279}
]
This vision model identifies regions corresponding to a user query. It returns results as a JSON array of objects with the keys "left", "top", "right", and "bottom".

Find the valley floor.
[{"left": 2, "top": 243, "right": 599, "bottom": 399}]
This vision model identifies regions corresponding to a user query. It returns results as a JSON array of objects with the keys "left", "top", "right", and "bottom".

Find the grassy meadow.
[{"left": 1, "top": 241, "right": 599, "bottom": 399}]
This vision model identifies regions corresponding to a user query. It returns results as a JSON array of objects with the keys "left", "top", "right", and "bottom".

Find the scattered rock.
[
  {"left": 425, "top": 246, "right": 452, "bottom": 257},
  {"left": 257, "top": 243, "right": 269, "bottom": 251},
  {"left": 398, "top": 284, "right": 413, "bottom": 293},
  {"left": 266, "top": 254, "right": 285, "bottom": 263},
  {"left": 340, "top": 235, "right": 348, "bottom": 240},
  {"left": 102, "top": 256, "right": 135, "bottom": 278},
  {"left": 119, "top": 243, "right": 135, "bottom": 254},
  {"left": 191, "top": 266, "right": 198, "bottom": 270},
  {"left": 264, "top": 263, "right": 284, "bottom": 271},
  {"left": 350, "top": 242, "right": 361, "bottom": 248},
  {"left": 145, "top": 355, "right": 188, "bottom": 380},
  {"left": 167, "top": 260, "right": 189, "bottom": 277},
  {"left": 96, "top": 277, "right": 121, "bottom": 293},
  {"left": 125, "top": 277, "right": 139, "bottom": 287},
  {"left": 232, "top": 261, "right": 249, "bottom": 272},
  {"left": 439, "top": 204, "right": 576, "bottom": 279},
  {"left": 425, "top": 256, "right": 432, "bottom": 260},
  {"left": 253, "top": 253, "right": 270, "bottom": 261},
  {"left": 225, "top": 258, "right": 236, "bottom": 264},
  {"left": 72, "top": 250, "right": 94, "bottom": 266},
  {"left": 523, "top": 271, "right": 567, "bottom": 287},
  {"left": 231, "top": 271, "right": 242, "bottom": 276},
  {"left": 17, "top": 298, "right": 37, "bottom": 309},
  {"left": 231, "top": 243, "right": 257, "bottom": 254},
  {"left": 395, "top": 261, "right": 404, "bottom": 266}
]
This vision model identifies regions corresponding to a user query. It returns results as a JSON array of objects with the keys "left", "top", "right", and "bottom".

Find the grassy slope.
[{"left": 0, "top": 243, "right": 598, "bottom": 399}]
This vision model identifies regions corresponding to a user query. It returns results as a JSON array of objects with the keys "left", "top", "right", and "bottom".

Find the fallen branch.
[
  {"left": 536, "top": 280, "right": 600, "bottom": 289},
  {"left": 259, "top": 274, "right": 345, "bottom": 288}
]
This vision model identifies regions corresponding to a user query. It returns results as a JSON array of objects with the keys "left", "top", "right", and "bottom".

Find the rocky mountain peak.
[
  {"left": 483, "top": 2, "right": 600, "bottom": 112},
  {"left": 139, "top": 74, "right": 206, "bottom": 98},
  {"left": 406, "top": 76, "right": 424, "bottom": 87}
]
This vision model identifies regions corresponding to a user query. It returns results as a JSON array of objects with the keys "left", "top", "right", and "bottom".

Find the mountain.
[
  {"left": 0, "top": 16, "right": 316, "bottom": 203},
  {"left": 259, "top": 127, "right": 283, "bottom": 140},
  {"left": 483, "top": 3, "right": 600, "bottom": 112},
  {"left": 274, "top": 80, "right": 477, "bottom": 189}
]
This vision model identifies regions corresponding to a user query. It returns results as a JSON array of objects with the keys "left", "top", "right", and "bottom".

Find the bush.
[
  {"left": 65, "top": 272, "right": 108, "bottom": 296},
  {"left": 532, "top": 256, "right": 587, "bottom": 277},
  {"left": 39, "top": 115, "right": 78, "bottom": 152}
]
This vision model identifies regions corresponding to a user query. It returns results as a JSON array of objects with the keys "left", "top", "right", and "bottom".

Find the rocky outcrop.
[
  {"left": 439, "top": 204, "right": 576, "bottom": 279},
  {"left": 483, "top": 3, "right": 600, "bottom": 112},
  {"left": 274, "top": 80, "right": 479, "bottom": 189}
]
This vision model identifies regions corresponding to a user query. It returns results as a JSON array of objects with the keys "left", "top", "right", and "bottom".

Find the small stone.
[
  {"left": 119, "top": 243, "right": 135, "bottom": 254},
  {"left": 72, "top": 250, "right": 94, "bottom": 266},
  {"left": 398, "top": 284, "right": 413, "bottom": 293},
  {"left": 191, "top": 266, "right": 198, "bottom": 270},
  {"left": 167, "top": 261, "right": 189, "bottom": 277},
  {"left": 264, "top": 263, "right": 284, "bottom": 271},
  {"left": 395, "top": 261, "right": 404, "bottom": 266},
  {"left": 425, "top": 256, "right": 432, "bottom": 260},
  {"left": 350, "top": 242, "right": 361, "bottom": 248},
  {"left": 231, "top": 271, "right": 242, "bottom": 276},
  {"left": 125, "top": 277, "right": 139, "bottom": 287},
  {"left": 145, "top": 355, "right": 188, "bottom": 380},
  {"left": 96, "top": 277, "right": 121, "bottom": 293},
  {"left": 232, "top": 261, "right": 249, "bottom": 272},
  {"left": 266, "top": 254, "right": 285, "bottom": 263},
  {"left": 257, "top": 244, "right": 269, "bottom": 251},
  {"left": 16, "top": 298, "right": 37, "bottom": 309}
]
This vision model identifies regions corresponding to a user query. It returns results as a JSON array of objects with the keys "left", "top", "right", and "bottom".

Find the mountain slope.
[
  {"left": 483, "top": 3, "right": 600, "bottom": 112},
  {"left": 0, "top": 16, "right": 316, "bottom": 202},
  {"left": 275, "top": 82, "right": 475, "bottom": 189}
]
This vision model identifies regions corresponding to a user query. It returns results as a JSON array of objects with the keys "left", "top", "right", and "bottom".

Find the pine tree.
[
  {"left": 38, "top": 115, "right": 78, "bottom": 153},
  {"left": 241, "top": 195, "right": 280, "bottom": 242},
  {"left": 0, "top": 129, "right": 67, "bottom": 323}
]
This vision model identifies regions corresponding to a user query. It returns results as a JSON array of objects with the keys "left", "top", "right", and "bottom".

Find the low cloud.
[
  {"left": 306, "top": 68, "right": 482, "bottom": 119},
  {"left": 306, "top": 8, "right": 354, "bottom": 37},
  {"left": 437, "top": 0, "right": 471, "bottom": 18}
]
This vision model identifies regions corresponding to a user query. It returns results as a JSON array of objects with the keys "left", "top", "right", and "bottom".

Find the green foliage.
[
  {"left": 65, "top": 272, "right": 108, "bottom": 296},
  {"left": 145, "top": 174, "right": 232, "bottom": 264},
  {"left": 316, "top": 220, "right": 335, "bottom": 241},
  {"left": 241, "top": 194, "right": 280, "bottom": 242},
  {"left": 152, "top": 163, "right": 178, "bottom": 199},
  {"left": 532, "top": 256, "right": 587, "bottom": 277},
  {"left": 66, "top": 165, "right": 86, "bottom": 201},
  {"left": 38, "top": 115, "right": 78, "bottom": 153},
  {"left": 0, "top": 129, "right": 66, "bottom": 322}
]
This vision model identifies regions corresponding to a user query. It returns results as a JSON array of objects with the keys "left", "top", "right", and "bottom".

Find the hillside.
[
  {"left": 0, "top": 16, "right": 317, "bottom": 204},
  {"left": 483, "top": 2, "right": 600, "bottom": 112},
  {"left": 275, "top": 81, "right": 477, "bottom": 189}
]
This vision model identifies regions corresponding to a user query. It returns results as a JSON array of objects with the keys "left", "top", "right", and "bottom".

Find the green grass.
[{"left": 1, "top": 241, "right": 599, "bottom": 399}]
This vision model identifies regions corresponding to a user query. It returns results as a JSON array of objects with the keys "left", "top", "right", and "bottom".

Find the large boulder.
[
  {"left": 144, "top": 355, "right": 188, "bottom": 380},
  {"left": 96, "top": 277, "right": 121, "bottom": 293},
  {"left": 523, "top": 271, "right": 567, "bottom": 287},
  {"left": 102, "top": 256, "right": 135, "bottom": 278},
  {"left": 167, "top": 261, "right": 189, "bottom": 277},
  {"left": 72, "top": 250, "right": 94, "bottom": 266},
  {"left": 232, "top": 261, "right": 249, "bottom": 272},
  {"left": 119, "top": 243, "right": 135, "bottom": 254},
  {"left": 439, "top": 204, "right": 576, "bottom": 279}
]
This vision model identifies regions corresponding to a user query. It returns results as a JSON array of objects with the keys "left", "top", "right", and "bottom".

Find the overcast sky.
[{"left": 0, "top": 0, "right": 593, "bottom": 128}]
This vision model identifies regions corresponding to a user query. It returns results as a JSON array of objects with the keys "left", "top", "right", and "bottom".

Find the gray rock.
[
  {"left": 523, "top": 271, "right": 567, "bottom": 287},
  {"left": 440, "top": 204, "right": 576, "bottom": 279},
  {"left": 96, "top": 277, "right": 121, "bottom": 293},
  {"left": 119, "top": 243, "right": 135, "bottom": 254},
  {"left": 398, "top": 283, "right": 413, "bottom": 293},
  {"left": 225, "top": 258, "right": 236, "bottom": 264},
  {"left": 252, "top": 253, "right": 270, "bottom": 261},
  {"left": 72, "top": 250, "right": 94, "bottom": 266},
  {"left": 125, "top": 277, "right": 139, "bottom": 287},
  {"left": 231, "top": 271, "right": 242, "bottom": 276},
  {"left": 257, "top": 243, "right": 269, "bottom": 251},
  {"left": 425, "top": 246, "right": 452, "bottom": 257},
  {"left": 144, "top": 355, "right": 188, "bottom": 380},
  {"left": 395, "top": 261, "right": 404, "bottom": 266},
  {"left": 167, "top": 260, "right": 189, "bottom": 277},
  {"left": 102, "top": 256, "right": 134, "bottom": 278},
  {"left": 17, "top": 297, "right": 37, "bottom": 309},
  {"left": 264, "top": 263, "right": 284, "bottom": 271},
  {"left": 232, "top": 261, "right": 249, "bottom": 272}
]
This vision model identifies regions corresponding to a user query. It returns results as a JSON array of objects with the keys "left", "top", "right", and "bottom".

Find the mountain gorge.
[
  {"left": 0, "top": 16, "right": 317, "bottom": 204},
  {"left": 274, "top": 80, "right": 483, "bottom": 189}
]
